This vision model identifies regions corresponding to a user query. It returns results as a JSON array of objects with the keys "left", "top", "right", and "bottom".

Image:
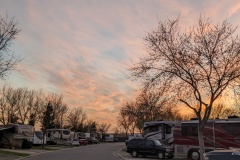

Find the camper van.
[{"left": 0, "top": 124, "right": 34, "bottom": 149}]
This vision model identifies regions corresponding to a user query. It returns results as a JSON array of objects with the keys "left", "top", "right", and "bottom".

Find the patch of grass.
[
  {"left": 32, "top": 146, "right": 59, "bottom": 150},
  {"left": 0, "top": 150, "right": 30, "bottom": 157}
]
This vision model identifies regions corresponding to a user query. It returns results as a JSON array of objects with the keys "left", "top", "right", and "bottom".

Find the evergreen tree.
[
  {"left": 41, "top": 101, "right": 54, "bottom": 148},
  {"left": 42, "top": 101, "right": 55, "bottom": 130}
]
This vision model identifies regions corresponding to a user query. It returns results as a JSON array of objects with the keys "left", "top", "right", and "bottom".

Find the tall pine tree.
[{"left": 41, "top": 101, "right": 54, "bottom": 147}]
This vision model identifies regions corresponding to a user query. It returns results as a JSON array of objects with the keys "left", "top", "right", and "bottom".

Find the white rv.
[
  {"left": 143, "top": 120, "right": 177, "bottom": 145},
  {"left": 33, "top": 131, "right": 46, "bottom": 145},
  {"left": 72, "top": 132, "right": 86, "bottom": 139},
  {"left": 46, "top": 128, "right": 71, "bottom": 144},
  {"left": 105, "top": 134, "right": 114, "bottom": 142},
  {"left": 0, "top": 124, "right": 34, "bottom": 149}
]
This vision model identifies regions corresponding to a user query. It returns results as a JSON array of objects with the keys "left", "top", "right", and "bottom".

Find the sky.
[{"left": 1, "top": 0, "right": 240, "bottom": 130}]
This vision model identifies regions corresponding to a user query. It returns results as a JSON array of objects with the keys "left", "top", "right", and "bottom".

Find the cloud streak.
[{"left": 1, "top": 0, "right": 240, "bottom": 129}]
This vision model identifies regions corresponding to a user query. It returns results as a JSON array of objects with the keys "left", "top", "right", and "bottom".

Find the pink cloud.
[{"left": 1, "top": 0, "right": 240, "bottom": 130}]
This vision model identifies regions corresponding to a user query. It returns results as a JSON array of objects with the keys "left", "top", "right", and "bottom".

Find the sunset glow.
[{"left": 1, "top": 0, "right": 240, "bottom": 129}]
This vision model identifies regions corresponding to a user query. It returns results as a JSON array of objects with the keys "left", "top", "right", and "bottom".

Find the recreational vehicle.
[
  {"left": 0, "top": 124, "right": 34, "bottom": 149},
  {"left": 69, "top": 132, "right": 86, "bottom": 139},
  {"left": 75, "top": 132, "right": 86, "bottom": 139},
  {"left": 143, "top": 120, "right": 177, "bottom": 145},
  {"left": 105, "top": 134, "right": 114, "bottom": 142},
  {"left": 33, "top": 131, "right": 46, "bottom": 145},
  {"left": 143, "top": 117, "right": 240, "bottom": 160},
  {"left": 46, "top": 128, "right": 71, "bottom": 144},
  {"left": 173, "top": 117, "right": 240, "bottom": 160}
]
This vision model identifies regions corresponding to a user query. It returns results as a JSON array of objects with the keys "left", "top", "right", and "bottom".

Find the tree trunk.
[{"left": 198, "top": 126, "right": 205, "bottom": 160}]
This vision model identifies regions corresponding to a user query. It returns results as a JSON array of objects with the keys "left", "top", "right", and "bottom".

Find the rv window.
[
  {"left": 150, "top": 125, "right": 159, "bottom": 132},
  {"left": 166, "top": 125, "right": 171, "bottom": 134},
  {"left": 221, "top": 123, "right": 240, "bottom": 137},
  {"left": 181, "top": 123, "right": 198, "bottom": 137},
  {"left": 143, "top": 127, "right": 149, "bottom": 134},
  {"left": 144, "top": 125, "right": 160, "bottom": 134},
  {"left": 47, "top": 133, "right": 50, "bottom": 137}
]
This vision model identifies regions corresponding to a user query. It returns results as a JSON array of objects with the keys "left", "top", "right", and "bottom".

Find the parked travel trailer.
[
  {"left": 76, "top": 132, "right": 86, "bottom": 139},
  {"left": 0, "top": 124, "right": 34, "bottom": 149},
  {"left": 70, "top": 132, "right": 86, "bottom": 139},
  {"left": 85, "top": 132, "right": 90, "bottom": 138},
  {"left": 46, "top": 129, "right": 71, "bottom": 144},
  {"left": 144, "top": 117, "right": 240, "bottom": 160},
  {"left": 33, "top": 131, "right": 46, "bottom": 145}
]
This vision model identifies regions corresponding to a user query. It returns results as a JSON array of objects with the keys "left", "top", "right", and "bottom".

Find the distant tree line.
[
  {"left": 0, "top": 85, "right": 111, "bottom": 135},
  {"left": 0, "top": 13, "right": 113, "bottom": 136}
]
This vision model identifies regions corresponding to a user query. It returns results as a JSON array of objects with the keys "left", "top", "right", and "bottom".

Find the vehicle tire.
[
  {"left": 168, "top": 154, "right": 174, "bottom": 159},
  {"left": 188, "top": 150, "right": 200, "bottom": 160},
  {"left": 22, "top": 140, "right": 32, "bottom": 149},
  {"left": 157, "top": 151, "right": 165, "bottom": 159},
  {"left": 132, "top": 150, "right": 138, "bottom": 157}
]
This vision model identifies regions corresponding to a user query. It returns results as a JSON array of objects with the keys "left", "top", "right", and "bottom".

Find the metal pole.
[{"left": 213, "top": 120, "right": 215, "bottom": 149}]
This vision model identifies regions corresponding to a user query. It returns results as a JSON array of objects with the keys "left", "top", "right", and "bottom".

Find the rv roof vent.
[
  {"left": 228, "top": 116, "right": 239, "bottom": 119},
  {"left": 190, "top": 118, "right": 198, "bottom": 120}
]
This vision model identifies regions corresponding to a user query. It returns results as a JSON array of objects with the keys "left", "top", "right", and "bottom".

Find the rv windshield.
[
  {"left": 35, "top": 131, "right": 43, "bottom": 140},
  {"left": 144, "top": 124, "right": 162, "bottom": 134},
  {"left": 63, "top": 130, "right": 70, "bottom": 135}
]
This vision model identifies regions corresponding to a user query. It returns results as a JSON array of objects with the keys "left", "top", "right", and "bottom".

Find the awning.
[{"left": 0, "top": 126, "right": 15, "bottom": 131}]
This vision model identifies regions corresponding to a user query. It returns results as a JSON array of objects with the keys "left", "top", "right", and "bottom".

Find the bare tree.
[
  {"left": 113, "top": 126, "right": 120, "bottom": 137},
  {"left": 0, "top": 14, "right": 22, "bottom": 79},
  {"left": 130, "top": 16, "right": 240, "bottom": 159},
  {"left": 1, "top": 85, "right": 19, "bottom": 124},
  {"left": 210, "top": 103, "right": 238, "bottom": 119},
  {"left": 46, "top": 93, "right": 68, "bottom": 128},
  {"left": 83, "top": 120, "right": 96, "bottom": 133},
  {"left": 135, "top": 86, "right": 179, "bottom": 121},
  {"left": 56, "top": 103, "right": 68, "bottom": 129},
  {"left": 28, "top": 90, "right": 46, "bottom": 126},
  {"left": 119, "top": 87, "right": 180, "bottom": 133},
  {"left": 117, "top": 104, "right": 134, "bottom": 138},
  {"left": 66, "top": 107, "right": 87, "bottom": 131},
  {"left": 15, "top": 88, "right": 30, "bottom": 124},
  {"left": 98, "top": 122, "right": 111, "bottom": 140},
  {"left": 0, "top": 97, "right": 9, "bottom": 124}
]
